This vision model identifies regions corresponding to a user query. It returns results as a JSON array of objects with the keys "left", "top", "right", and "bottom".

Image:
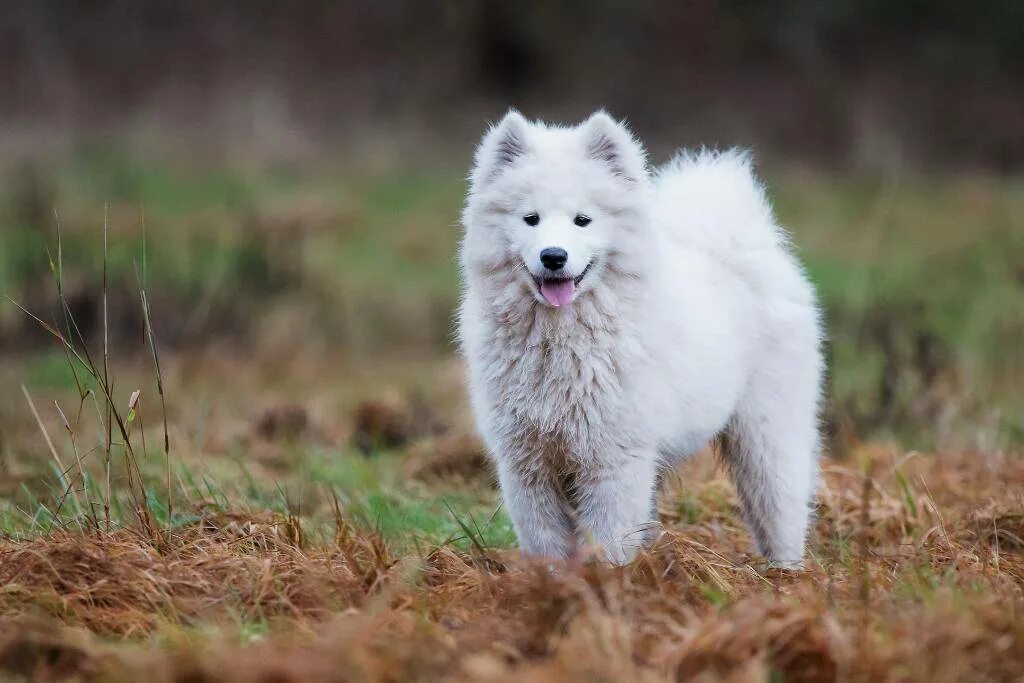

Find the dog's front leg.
[
  {"left": 574, "top": 453, "right": 659, "bottom": 564},
  {"left": 495, "top": 458, "right": 577, "bottom": 560}
]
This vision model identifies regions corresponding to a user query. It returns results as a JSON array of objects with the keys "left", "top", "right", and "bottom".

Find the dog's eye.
[
  {"left": 574, "top": 214, "right": 592, "bottom": 227},
  {"left": 523, "top": 213, "right": 540, "bottom": 226}
]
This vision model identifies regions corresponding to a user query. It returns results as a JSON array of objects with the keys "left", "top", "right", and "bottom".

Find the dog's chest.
[{"left": 485, "top": 314, "right": 629, "bottom": 458}]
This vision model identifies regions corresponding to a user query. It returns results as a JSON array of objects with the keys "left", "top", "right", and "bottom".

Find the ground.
[{"left": 0, "top": 150, "right": 1021, "bottom": 681}]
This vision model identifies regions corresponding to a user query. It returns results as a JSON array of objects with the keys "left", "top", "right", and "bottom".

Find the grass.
[
  {"left": 0, "top": 149, "right": 1021, "bottom": 680},
  {"left": 0, "top": 447, "right": 1020, "bottom": 681}
]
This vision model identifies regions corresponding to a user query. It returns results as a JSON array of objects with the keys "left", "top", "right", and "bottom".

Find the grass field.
[{"left": 0, "top": 149, "right": 1022, "bottom": 681}]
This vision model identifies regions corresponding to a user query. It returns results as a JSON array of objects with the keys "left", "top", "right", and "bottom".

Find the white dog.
[{"left": 457, "top": 110, "right": 823, "bottom": 567}]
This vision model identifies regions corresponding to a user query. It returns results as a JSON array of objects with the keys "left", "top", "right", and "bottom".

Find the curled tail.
[
  {"left": 654, "top": 148, "right": 812, "bottom": 306},
  {"left": 654, "top": 148, "right": 784, "bottom": 251}
]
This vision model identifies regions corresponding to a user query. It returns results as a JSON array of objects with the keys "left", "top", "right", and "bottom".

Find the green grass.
[
  {"left": 306, "top": 447, "right": 513, "bottom": 551},
  {"left": 0, "top": 443, "right": 513, "bottom": 554}
]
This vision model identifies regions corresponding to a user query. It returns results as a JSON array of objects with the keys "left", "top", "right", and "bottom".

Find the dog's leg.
[
  {"left": 496, "top": 459, "right": 577, "bottom": 559},
  {"left": 722, "top": 364, "right": 820, "bottom": 569},
  {"left": 573, "top": 453, "right": 659, "bottom": 564}
]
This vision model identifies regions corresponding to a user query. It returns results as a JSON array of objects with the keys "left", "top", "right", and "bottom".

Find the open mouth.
[{"left": 533, "top": 261, "right": 593, "bottom": 307}]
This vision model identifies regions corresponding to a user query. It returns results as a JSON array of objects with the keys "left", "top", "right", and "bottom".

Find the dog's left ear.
[{"left": 582, "top": 111, "right": 647, "bottom": 182}]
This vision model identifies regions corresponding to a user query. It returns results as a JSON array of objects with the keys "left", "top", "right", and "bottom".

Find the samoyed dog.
[{"left": 458, "top": 110, "right": 823, "bottom": 568}]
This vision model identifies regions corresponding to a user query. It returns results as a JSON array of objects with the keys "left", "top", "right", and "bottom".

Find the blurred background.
[{"left": 1, "top": 0, "right": 1022, "bottom": 499}]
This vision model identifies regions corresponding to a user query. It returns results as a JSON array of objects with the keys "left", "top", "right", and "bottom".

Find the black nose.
[{"left": 540, "top": 247, "right": 568, "bottom": 270}]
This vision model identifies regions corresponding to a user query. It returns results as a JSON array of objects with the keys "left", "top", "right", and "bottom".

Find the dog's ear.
[
  {"left": 471, "top": 109, "right": 530, "bottom": 187},
  {"left": 582, "top": 111, "right": 647, "bottom": 182}
]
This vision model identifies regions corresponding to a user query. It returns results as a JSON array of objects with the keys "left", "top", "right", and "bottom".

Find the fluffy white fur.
[{"left": 458, "top": 110, "right": 823, "bottom": 568}]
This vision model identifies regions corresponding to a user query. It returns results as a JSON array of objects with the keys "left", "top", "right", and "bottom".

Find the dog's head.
[{"left": 462, "top": 110, "right": 649, "bottom": 308}]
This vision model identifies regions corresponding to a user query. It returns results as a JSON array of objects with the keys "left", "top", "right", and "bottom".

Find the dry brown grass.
[
  {"left": 0, "top": 446, "right": 1020, "bottom": 682},
  {"left": 0, "top": 512, "right": 393, "bottom": 638}
]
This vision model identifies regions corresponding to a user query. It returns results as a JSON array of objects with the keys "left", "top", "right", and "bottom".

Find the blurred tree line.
[{"left": 1, "top": 0, "right": 1022, "bottom": 168}]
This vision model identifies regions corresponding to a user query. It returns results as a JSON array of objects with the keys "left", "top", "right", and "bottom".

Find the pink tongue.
[{"left": 540, "top": 278, "right": 576, "bottom": 307}]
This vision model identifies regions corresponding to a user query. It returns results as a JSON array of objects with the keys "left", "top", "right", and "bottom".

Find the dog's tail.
[
  {"left": 653, "top": 148, "right": 786, "bottom": 254},
  {"left": 654, "top": 148, "right": 812, "bottom": 303}
]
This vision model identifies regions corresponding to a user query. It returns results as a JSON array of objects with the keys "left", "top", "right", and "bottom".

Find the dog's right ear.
[{"left": 471, "top": 109, "right": 529, "bottom": 187}]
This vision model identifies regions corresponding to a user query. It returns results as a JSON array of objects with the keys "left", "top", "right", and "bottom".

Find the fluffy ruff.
[{"left": 458, "top": 110, "right": 823, "bottom": 567}]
